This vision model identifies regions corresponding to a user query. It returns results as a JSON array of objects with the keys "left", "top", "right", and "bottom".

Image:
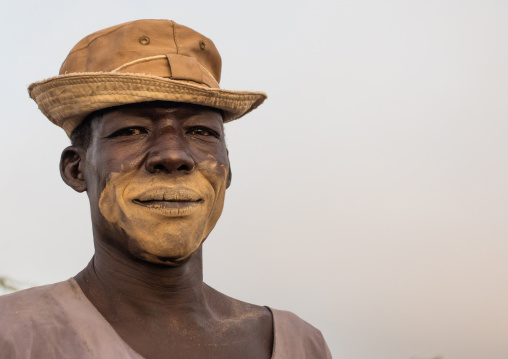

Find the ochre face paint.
[{"left": 98, "top": 162, "right": 227, "bottom": 265}]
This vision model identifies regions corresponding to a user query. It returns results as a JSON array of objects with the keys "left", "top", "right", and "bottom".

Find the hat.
[{"left": 28, "top": 19, "right": 267, "bottom": 137}]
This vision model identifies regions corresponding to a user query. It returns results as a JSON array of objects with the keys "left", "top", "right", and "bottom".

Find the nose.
[{"left": 145, "top": 130, "right": 195, "bottom": 174}]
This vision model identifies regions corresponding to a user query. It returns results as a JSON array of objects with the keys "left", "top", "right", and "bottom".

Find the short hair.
[{"left": 70, "top": 111, "right": 103, "bottom": 149}]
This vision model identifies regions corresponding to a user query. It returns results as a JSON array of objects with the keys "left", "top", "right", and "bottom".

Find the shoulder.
[
  {"left": 203, "top": 284, "right": 273, "bottom": 356},
  {"left": 0, "top": 279, "right": 77, "bottom": 318},
  {"left": 0, "top": 280, "right": 79, "bottom": 357},
  {"left": 204, "top": 283, "right": 273, "bottom": 323},
  {"left": 270, "top": 308, "right": 332, "bottom": 359}
]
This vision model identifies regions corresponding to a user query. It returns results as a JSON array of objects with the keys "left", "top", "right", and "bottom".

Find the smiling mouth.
[{"left": 132, "top": 199, "right": 203, "bottom": 217}]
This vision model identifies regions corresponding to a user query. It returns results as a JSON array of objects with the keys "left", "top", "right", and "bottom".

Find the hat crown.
[{"left": 60, "top": 19, "right": 222, "bottom": 87}]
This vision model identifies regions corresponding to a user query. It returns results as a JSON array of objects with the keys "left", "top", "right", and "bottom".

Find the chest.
[{"left": 112, "top": 319, "right": 273, "bottom": 359}]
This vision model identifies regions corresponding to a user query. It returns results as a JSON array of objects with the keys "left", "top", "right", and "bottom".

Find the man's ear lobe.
[
  {"left": 60, "top": 146, "right": 87, "bottom": 193},
  {"left": 225, "top": 148, "right": 232, "bottom": 189},
  {"left": 226, "top": 165, "right": 232, "bottom": 189}
]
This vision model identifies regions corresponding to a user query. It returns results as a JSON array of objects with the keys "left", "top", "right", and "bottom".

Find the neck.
[{"left": 75, "top": 239, "right": 210, "bottom": 320}]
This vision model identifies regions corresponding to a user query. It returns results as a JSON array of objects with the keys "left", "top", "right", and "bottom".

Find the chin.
[
  {"left": 136, "top": 251, "right": 196, "bottom": 267},
  {"left": 131, "top": 240, "right": 202, "bottom": 266}
]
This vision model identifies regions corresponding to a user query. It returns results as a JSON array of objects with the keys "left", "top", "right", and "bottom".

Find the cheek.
[
  {"left": 203, "top": 185, "right": 226, "bottom": 237},
  {"left": 86, "top": 142, "right": 145, "bottom": 193},
  {"left": 85, "top": 151, "right": 116, "bottom": 204},
  {"left": 201, "top": 157, "right": 229, "bottom": 235},
  {"left": 98, "top": 171, "right": 135, "bottom": 225},
  {"left": 200, "top": 154, "right": 229, "bottom": 185}
]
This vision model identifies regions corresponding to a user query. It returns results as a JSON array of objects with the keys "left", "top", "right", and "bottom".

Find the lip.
[
  {"left": 132, "top": 187, "right": 203, "bottom": 217},
  {"left": 135, "top": 187, "right": 202, "bottom": 202},
  {"left": 132, "top": 199, "right": 203, "bottom": 217}
]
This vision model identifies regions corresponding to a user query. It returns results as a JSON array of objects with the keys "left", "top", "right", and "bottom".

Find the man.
[{"left": 0, "top": 20, "right": 332, "bottom": 358}]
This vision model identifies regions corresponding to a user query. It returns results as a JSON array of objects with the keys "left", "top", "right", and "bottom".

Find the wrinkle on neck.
[{"left": 76, "top": 243, "right": 211, "bottom": 319}]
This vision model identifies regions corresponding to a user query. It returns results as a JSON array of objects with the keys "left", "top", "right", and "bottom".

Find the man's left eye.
[{"left": 187, "top": 127, "right": 220, "bottom": 138}]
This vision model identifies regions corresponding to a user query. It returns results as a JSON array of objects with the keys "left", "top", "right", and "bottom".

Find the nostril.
[
  {"left": 146, "top": 155, "right": 195, "bottom": 173},
  {"left": 145, "top": 137, "right": 196, "bottom": 173},
  {"left": 177, "top": 164, "right": 191, "bottom": 172},
  {"left": 152, "top": 164, "right": 168, "bottom": 173}
]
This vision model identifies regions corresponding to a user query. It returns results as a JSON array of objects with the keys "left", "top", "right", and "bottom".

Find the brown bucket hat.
[{"left": 28, "top": 19, "right": 267, "bottom": 137}]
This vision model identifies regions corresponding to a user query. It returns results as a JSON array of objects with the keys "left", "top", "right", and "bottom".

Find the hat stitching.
[
  {"left": 39, "top": 90, "right": 261, "bottom": 111},
  {"left": 39, "top": 89, "right": 262, "bottom": 114},
  {"left": 66, "top": 21, "right": 137, "bottom": 56},
  {"left": 40, "top": 90, "right": 261, "bottom": 109},
  {"left": 32, "top": 78, "right": 263, "bottom": 114},
  {"left": 197, "top": 64, "right": 216, "bottom": 84},
  {"left": 171, "top": 21, "right": 179, "bottom": 54},
  {"left": 30, "top": 73, "right": 262, "bottom": 97},
  {"left": 112, "top": 55, "right": 167, "bottom": 72},
  {"left": 111, "top": 56, "right": 219, "bottom": 89}
]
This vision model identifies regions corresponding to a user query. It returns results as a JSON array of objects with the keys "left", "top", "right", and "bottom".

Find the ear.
[
  {"left": 226, "top": 164, "right": 232, "bottom": 189},
  {"left": 60, "top": 146, "right": 87, "bottom": 192},
  {"left": 225, "top": 148, "right": 232, "bottom": 189}
]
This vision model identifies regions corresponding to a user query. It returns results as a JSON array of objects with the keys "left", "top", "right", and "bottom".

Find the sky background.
[{"left": 1, "top": 1, "right": 507, "bottom": 358}]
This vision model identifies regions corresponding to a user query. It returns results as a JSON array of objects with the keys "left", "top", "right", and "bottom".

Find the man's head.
[
  {"left": 29, "top": 20, "right": 264, "bottom": 266},
  {"left": 61, "top": 101, "right": 231, "bottom": 265}
]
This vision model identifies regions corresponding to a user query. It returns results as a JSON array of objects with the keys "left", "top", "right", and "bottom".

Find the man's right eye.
[{"left": 108, "top": 127, "right": 148, "bottom": 137}]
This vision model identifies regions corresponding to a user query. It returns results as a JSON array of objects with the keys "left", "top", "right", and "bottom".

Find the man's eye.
[
  {"left": 187, "top": 127, "right": 220, "bottom": 138},
  {"left": 109, "top": 127, "right": 148, "bottom": 137}
]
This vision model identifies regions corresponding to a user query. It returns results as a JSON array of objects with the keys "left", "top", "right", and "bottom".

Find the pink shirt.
[{"left": 0, "top": 279, "right": 332, "bottom": 358}]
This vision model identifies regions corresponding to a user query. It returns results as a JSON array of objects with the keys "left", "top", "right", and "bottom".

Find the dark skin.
[{"left": 60, "top": 102, "right": 273, "bottom": 359}]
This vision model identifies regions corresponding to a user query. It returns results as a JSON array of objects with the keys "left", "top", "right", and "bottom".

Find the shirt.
[{"left": 0, "top": 279, "right": 332, "bottom": 358}]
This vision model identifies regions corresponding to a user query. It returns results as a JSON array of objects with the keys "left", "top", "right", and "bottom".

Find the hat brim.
[{"left": 28, "top": 72, "right": 267, "bottom": 137}]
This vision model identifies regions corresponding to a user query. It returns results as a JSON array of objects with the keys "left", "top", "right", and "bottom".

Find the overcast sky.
[{"left": 1, "top": 1, "right": 508, "bottom": 358}]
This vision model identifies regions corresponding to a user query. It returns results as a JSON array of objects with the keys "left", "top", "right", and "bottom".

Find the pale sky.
[{"left": 1, "top": 1, "right": 508, "bottom": 358}]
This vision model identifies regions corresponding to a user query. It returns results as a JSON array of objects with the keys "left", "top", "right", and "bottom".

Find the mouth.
[
  {"left": 132, "top": 198, "right": 204, "bottom": 217},
  {"left": 131, "top": 187, "right": 205, "bottom": 217}
]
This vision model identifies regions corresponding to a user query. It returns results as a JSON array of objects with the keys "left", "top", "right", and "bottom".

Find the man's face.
[{"left": 82, "top": 102, "right": 230, "bottom": 266}]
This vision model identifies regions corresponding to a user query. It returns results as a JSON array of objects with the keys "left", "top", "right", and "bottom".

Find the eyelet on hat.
[
  {"left": 199, "top": 40, "right": 206, "bottom": 50},
  {"left": 139, "top": 36, "right": 150, "bottom": 45}
]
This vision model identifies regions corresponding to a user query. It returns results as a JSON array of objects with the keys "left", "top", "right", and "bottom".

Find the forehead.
[{"left": 92, "top": 101, "right": 224, "bottom": 126}]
